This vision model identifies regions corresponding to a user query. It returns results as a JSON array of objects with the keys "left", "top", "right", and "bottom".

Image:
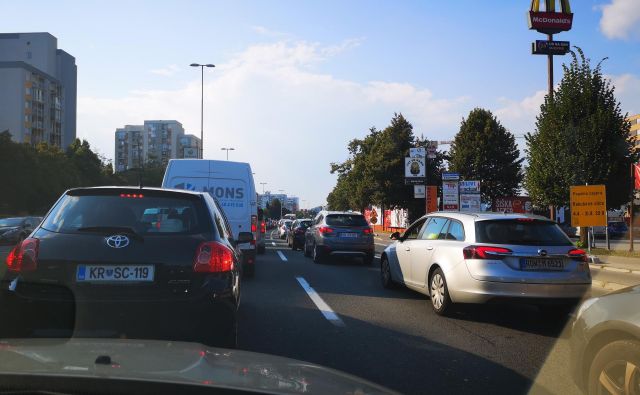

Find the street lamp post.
[
  {"left": 220, "top": 147, "right": 235, "bottom": 160},
  {"left": 260, "top": 182, "right": 267, "bottom": 194},
  {"left": 278, "top": 189, "right": 285, "bottom": 219},
  {"left": 190, "top": 63, "right": 215, "bottom": 159}
]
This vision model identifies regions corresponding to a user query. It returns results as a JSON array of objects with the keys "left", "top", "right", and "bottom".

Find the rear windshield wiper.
[{"left": 77, "top": 226, "right": 143, "bottom": 241}]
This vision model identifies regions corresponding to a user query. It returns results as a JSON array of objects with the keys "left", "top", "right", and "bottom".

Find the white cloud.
[
  {"left": 78, "top": 40, "right": 470, "bottom": 207},
  {"left": 495, "top": 90, "right": 546, "bottom": 135},
  {"left": 251, "top": 25, "right": 288, "bottom": 38},
  {"left": 150, "top": 64, "right": 180, "bottom": 76},
  {"left": 599, "top": 0, "right": 640, "bottom": 40},
  {"left": 607, "top": 73, "right": 640, "bottom": 115}
]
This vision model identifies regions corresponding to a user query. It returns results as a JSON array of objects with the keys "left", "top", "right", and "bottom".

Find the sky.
[{"left": 3, "top": 0, "right": 640, "bottom": 208}]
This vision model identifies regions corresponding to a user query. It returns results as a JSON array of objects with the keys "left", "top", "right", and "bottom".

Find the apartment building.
[{"left": 0, "top": 32, "right": 76, "bottom": 148}]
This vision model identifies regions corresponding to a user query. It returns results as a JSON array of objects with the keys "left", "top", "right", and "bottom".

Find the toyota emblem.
[{"left": 106, "top": 235, "right": 130, "bottom": 249}]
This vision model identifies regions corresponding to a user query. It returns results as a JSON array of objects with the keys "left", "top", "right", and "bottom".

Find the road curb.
[{"left": 591, "top": 279, "right": 632, "bottom": 291}]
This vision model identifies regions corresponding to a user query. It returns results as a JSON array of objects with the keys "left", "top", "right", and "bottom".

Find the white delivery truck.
[{"left": 162, "top": 159, "right": 260, "bottom": 276}]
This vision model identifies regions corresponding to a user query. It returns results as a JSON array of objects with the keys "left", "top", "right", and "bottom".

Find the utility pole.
[{"left": 631, "top": 163, "right": 635, "bottom": 252}]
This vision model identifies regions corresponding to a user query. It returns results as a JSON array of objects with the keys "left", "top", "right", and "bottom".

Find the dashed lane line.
[
  {"left": 277, "top": 250, "right": 288, "bottom": 262},
  {"left": 295, "top": 277, "right": 345, "bottom": 327}
]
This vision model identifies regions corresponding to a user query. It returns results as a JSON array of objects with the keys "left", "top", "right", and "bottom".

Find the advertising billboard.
[
  {"left": 443, "top": 181, "right": 459, "bottom": 211},
  {"left": 570, "top": 185, "right": 607, "bottom": 227},
  {"left": 405, "top": 157, "right": 426, "bottom": 185},
  {"left": 493, "top": 197, "right": 533, "bottom": 214},
  {"left": 460, "top": 194, "right": 481, "bottom": 212}
]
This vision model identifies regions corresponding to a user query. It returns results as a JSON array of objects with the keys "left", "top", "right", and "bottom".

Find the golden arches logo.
[
  {"left": 530, "top": 0, "right": 571, "bottom": 14},
  {"left": 528, "top": 0, "right": 573, "bottom": 35}
]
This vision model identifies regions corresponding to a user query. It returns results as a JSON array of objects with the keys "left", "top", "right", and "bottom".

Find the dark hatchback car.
[
  {"left": 0, "top": 217, "right": 41, "bottom": 246},
  {"left": 288, "top": 219, "right": 313, "bottom": 250},
  {"left": 304, "top": 211, "right": 374, "bottom": 265},
  {"left": 570, "top": 285, "right": 640, "bottom": 394},
  {"left": 608, "top": 221, "right": 629, "bottom": 238},
  {"left": 1, "top": 187, "right": 249, "bottom": 348}
]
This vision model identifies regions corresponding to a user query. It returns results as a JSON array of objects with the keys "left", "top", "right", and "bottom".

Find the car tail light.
[
  {"left": 251, "top": 215, "right": 258, "bottom": 233},
  {"left": 318, "top": 227, "right": 333, "bottom": 234},
  {"left": 568, "top": 248, "right": 588, "bottom": 263},
  {"left": 6, "top": 238, "right": 39, "bottom": 272},
  {"left": 363, "top": 228, "right": 373, "bottom": 235},
  {"left": 193, "top": 242, "right": 234, "bottom": 273},
  {"left": 463, "top": 245, "right": 512, "bottom": 259},
  {"left": 260, "top": 221, "right": 266, "bottom": 234}
]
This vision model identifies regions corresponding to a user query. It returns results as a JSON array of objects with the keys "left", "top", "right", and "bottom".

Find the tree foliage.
[
  {"left": 327, "top": 113, "right": 445, "bottom": 220},
  {"left": 525, "top": 48, "right": 637, "bottom": 208},
  {"left": 0, "top": 131, "right": 166, "bottom": 214},
  {"left": 449, "top": 108, "right": 523, "bottom": 205}
]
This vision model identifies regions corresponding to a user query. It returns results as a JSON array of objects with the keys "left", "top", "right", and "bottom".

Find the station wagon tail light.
[
  {"left": 251, "top": 215, "right": 258, "bottom": 233},
  {"left": 318, "top": 227, "right": 334, "bottom": 234},
  {"left": 193, "top": 242, "right": 234, "bottom": 273},
  {"left": 463, "top": 245, "right": 512, "bottom": 259},
  {"left": 568, "top": 248, "right": 588, "bottom": 263},
  {"left": 6, "top": 238, "right": 39, "bottom": 272},
  {"left": 362, "top": 228, "right": 373, "bottom": 235}
]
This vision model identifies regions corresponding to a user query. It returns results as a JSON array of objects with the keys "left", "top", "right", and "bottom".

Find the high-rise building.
[
  {"left": 628, "top": 114, "right": 640, "bottom": 153},
  {"left": 114, "top": 120, "right": 201, "bottom": 172},
  {"left": 0, "top": 33, "right": 76, "bottom": 148}
]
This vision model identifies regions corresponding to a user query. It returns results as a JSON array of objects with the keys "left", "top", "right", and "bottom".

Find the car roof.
[
  {"left": 425, "top": 212, "right": 550, "bottom": 222},
  {"left": 66, "top": 186, "right": 206, "bottom": 197},
  {"left": 319, "top": 210, "right": 363, "bottom": 216}
]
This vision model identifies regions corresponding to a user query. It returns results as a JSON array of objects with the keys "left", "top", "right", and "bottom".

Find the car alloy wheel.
[
  {"left": 431, "top": 273, "right": 445, "bottom": 310},
  {"left": 381, "top": 257, "right": 394, "bottom": 289},
  {"left": 312, "top": 243, "right": 322, "bottom": 264},
  {"left": 589, "top": 340, "right": 640, "bottom": 395}
]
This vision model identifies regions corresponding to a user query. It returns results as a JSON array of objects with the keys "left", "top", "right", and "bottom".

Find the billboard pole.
[{"left": 631, "top": 163, "right": 635, "bottom": 252}]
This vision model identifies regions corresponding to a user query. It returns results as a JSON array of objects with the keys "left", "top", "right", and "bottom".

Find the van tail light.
[
  {"left": 193, "top": 242, "right": 234, "bottom": 273},
  {"left": 463, "top": 246, "right": 512, "bottom": 260},
  {"left": 260, "top": 221, "right": 266, "bottom": 234},
  {"left": 568, "top": 248, "right": 588, "bottom": 263},
  {"left": 6, "top": 238, "right": 39, "bottom": 272},
  {"left": 363, "top": 228, "right": 373, "bottom": 235},
  {"left": 251, "top": 215, "right": 258, "bottom": 233},
  {"left": 318, "top": 227, "right": 334, "bottom": 234}
]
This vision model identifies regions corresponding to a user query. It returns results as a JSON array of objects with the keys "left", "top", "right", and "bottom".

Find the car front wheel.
[
  {"left": 429, "top": 268, "right": 452, "bottom": 316},
  {"left": 380, "top": 256, "right": 396, "bottom": 289},
  {"left": 588, "top": 340, "right": 640, "bottom": 395}
]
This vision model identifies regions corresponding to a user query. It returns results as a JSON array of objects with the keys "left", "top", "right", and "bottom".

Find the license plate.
[
  {"left": 76, "top": 265, "right": 155, "bottom": 282},
  {"left": 340, "top": 233, "right": 358, "bottom": 238},
  {"left": 520, "top": 258, "right": 565, "bottom": 271}
]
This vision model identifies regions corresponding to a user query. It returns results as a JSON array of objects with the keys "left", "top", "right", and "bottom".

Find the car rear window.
[
  {"left": 42, "top": 193, "right": 208, "bottom": 235},
  {"left": 326, "top": 214, "right": 368, "bottom": 227},
  {"left": 475, "top": 219, "right": 572, "bottom": 246}
]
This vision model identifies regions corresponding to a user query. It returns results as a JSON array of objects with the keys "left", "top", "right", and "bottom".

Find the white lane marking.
[
  {"left": 296, "top": 277, "right": 345, "bottom": 327},
  {"left": 277, "top": 250, "right": 288, "bottom": 262},
  {"left": 272, "top": 242, "right": 276, "bottom": 246}
]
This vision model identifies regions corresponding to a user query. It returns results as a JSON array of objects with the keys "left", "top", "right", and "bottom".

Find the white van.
[{"left": 162, "top": 159, "right": 260, "bottom": 276}]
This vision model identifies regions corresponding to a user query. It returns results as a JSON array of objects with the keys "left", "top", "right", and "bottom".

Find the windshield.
[
  {"left": 1, "top": 3, "right": 638, "bottom": 395},
  {"left": 326, "top": 214, "right": 368, "bottom": 227},
  {"left": 42, "top": 194, "right": 204, "bottom": 234},
  {"left": 475, "top": 219, "right": 573, "bottom": 246},
  {"left": 0, "top": 218, "right": 23, "bottom": 227}
]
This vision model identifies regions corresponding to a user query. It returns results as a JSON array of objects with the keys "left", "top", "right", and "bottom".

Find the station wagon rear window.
[
  {"left": 42, "top": 193, "right": 208, "bottom": 235},
  {"left": 326, "top": 214, "right": 368, "bottom": 227},
  {"left": 475, "top": 219, "right": 572, "bottom": 246}
]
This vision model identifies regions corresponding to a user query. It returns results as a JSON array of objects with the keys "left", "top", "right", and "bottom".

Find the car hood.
[{"left": 0, "top": 338, "right": 395, "bottom": 394}]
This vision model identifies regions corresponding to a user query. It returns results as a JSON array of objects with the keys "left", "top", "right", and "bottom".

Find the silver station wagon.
[{"left": 380, "top": 212, "right": 592, "bottom": 315}]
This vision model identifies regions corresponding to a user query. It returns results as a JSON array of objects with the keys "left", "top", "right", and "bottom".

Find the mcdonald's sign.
[{"left": 528, "top": 0, "right": 573, "bottom": 35}]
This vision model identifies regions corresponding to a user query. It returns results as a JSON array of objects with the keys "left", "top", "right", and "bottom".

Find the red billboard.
[
  {"left": 528, "top": 12, "right": 573, "bottom": 34},
  {"left": 493, "top": 197, "right": 533, "bottom": 214},
  {"left": 635, "top": 163, "right": 640, "bottom": 190}
]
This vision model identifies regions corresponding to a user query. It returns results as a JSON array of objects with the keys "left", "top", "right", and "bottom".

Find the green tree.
[
  {"left": 449, "top": 108, "right": 523, "bottom": 206},
  {"left": 525, "top": 48, "right": 636, "bottom": 211}
]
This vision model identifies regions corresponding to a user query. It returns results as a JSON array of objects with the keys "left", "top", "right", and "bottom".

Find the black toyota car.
[{"left": 1, "top": 187, "right": 249, "bottom": 348}]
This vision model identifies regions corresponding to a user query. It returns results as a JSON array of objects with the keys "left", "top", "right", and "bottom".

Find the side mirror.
[
  {"left": 390, "top": 231, "right": 401, "bottom": 241},
  {"left": 237, "top": 232, "right": 254, "bottom": 244}
]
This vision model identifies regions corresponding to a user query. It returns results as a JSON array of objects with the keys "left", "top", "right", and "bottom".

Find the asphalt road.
[
  {"left": 235, "top": 230, "right": 607, "bottom": 394},
  {"left": 0, "top": 234, "right": 620, "bottom": 394}
]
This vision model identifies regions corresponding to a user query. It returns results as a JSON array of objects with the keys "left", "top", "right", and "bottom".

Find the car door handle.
[
  {"left": 426, "top": 246, "right": 434, "bottom": 250},
  {"left": 404, "top": 246, "right": 411, "bottom": 251}
]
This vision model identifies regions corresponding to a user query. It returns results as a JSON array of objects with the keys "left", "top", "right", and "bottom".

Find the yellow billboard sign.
[{"left": 570, "top": 185, "right": 607, "bottom": 227}]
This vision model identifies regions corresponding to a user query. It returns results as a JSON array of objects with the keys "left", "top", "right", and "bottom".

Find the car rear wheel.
[
  {"left": 429, "top": 268, "right": 452, "bottom": 316},
  {"left": 312, "top": 243, "right": 323, "bottom": 264},
  {"left": 303, "top": 241, "right": 311, "bottom": 257},
  {"left": 587, "top": 340, "right": 640, "bottom": 395},
  {"left": 380, "top": 256, "right": 396, "bottom": 289}
]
